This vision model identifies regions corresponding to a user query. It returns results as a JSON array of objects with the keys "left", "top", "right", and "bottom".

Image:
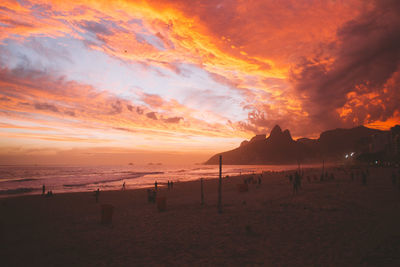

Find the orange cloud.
[
  {"left": 1, "top": 0, "right": 399, "bottom": 157},
  {"left": 0, "top": 67, "right": 248, "bottom": 151}
]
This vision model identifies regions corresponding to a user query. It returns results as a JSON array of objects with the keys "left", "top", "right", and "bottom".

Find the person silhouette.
[
  {"left": 298, "top": 172, "right": 302, "bottom": 189},
  {"left": 293, "top": 171, "right": 300, "bottom": 194},
  {"left": 122, "top": 182, "right": 126, "bottom": 190},
  {"left": 42, "top": 184, "right": 45, "bottom": 195},
  {"left": 155, "top": 181, "right": 158, "bottom": 191},
  {"left": 95, "top": 188, "right": 100, "bottom": 203}
]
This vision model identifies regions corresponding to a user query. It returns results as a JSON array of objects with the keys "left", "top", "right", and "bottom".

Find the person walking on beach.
[
  {"left": 167, "top": 180, "right": 170, "bottom": 190},
  {"left": 122, "top": 182, "right": 126, "bottom": 190},
  {"left": 170, "top": 180, "right": 173, "bottom": 189},
  {"left": 293, "top": 172, "right": 300, "bottom": 194},
  {"left": 155, "top": 181, "right": 158, "bottom": 191},
  {"left": 95, "top": 188, "right": 100, "bottom": 203},
  {"left": 298, "top": 172, "right": 302, "bottom": 188},
  {"left": 42, "top": 184, "right": 45, "bottom": 195}
]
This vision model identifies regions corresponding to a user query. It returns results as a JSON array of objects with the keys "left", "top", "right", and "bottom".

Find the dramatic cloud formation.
[
  {"left": 0, "top": 0, "right": 399, "bottom": 163},
  {"left": 290, "top": 0, "right": 400, "bottom": 132}
]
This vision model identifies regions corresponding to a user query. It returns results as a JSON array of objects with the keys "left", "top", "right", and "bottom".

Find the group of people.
[
  {"left": 244, "top": 174, "right": 262, "bottom": 185},
  {"left": 42, "top": 184, "right": 54, "bottom": 197},
  {"left": 287, "top": 167, "right": 400, "bottom": 194},
  {"left": 154, "top": 180, "right": 174, "bottom": 191},
  {"left": 287, "top": 169, "right": 341, "bottom": 194},
  {"left": 348, "top": 169, "right": 369, "bottom": 185},
  {"left": 167, "top": 180, "right": 174, "bottom": 190}
]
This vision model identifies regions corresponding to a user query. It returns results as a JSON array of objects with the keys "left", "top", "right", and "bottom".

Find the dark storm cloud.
[
  {"left": 237, "top": 103, "right": 309, "bottom": 136},
  {"left": 0, "top": 18, "right": 34, "bottom": 28},
  {"left": 34, "top": 102, "right": 59, "bottom": 113},
  {"left": 163, "top": 116, "right": 183, "bottom": 123},
  {"left": 112, "top": 127, "right": 137, "bottom": 133},
  {"left": 136, "top": 107, "right": 144, "bottom": 115},
  {"left": 79, "top": 20, "right": 113, "bottom": 36},
  {"left": 146, "top": 112, "right": 158, "bottom": 120},
  {"left": 64, "top": 110, "right": 76, "bottom": 117},
  {"left": 290, "top": 0, "right": 400, "bottom": 128},
  {"left": 110, "top": 100, "right": 123, "bottom": 114}
]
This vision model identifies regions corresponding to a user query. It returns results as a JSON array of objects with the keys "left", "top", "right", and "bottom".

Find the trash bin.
[
  {"left": 147, "top": 189, "right": 156, "bottom": 203},
  {"left": 156, "top": 196, "right": 167, "bottom": 212},
  {"left": 101, "top": 204, "right": 114, "bottom": 224}
]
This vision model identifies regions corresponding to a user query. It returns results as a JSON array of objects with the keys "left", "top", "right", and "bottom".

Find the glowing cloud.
[{"left": 1, "top": 0, "right": 399, "bottom": 163}]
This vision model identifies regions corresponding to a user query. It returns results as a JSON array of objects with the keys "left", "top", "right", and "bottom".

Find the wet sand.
[{"left": 1, "top": 166, "right": 400, "bottom": 266}]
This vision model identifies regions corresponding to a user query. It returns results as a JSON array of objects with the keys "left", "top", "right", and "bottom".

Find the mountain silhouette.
[{"left": 205, "top": 125, "right": 384, "bottom": 165}]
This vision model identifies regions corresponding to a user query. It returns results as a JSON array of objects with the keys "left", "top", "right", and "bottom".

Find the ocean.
[{"left": 0, "top": 164, "right": 317, "bottom": 197}]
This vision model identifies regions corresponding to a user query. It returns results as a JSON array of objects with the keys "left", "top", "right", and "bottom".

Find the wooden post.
[
  {"left": 200, "top": 178, "right": 204, "bottom": 205},
  {"left": 297, "top": 159, "right": 301, "bottom": 173},
  {"left": 218, "top": 155, "right": 222, "bottom": 213}
]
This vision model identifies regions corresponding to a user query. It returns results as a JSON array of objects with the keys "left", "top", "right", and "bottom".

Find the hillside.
[{"left": 205, "top": 125, "right": 384, "bottom": 165}]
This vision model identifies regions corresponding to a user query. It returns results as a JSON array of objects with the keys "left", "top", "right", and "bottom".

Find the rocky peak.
[
  {"left": 268, "top": 125, "right": 294, "bottom": 143},
  {"left": 269, "top": 125, "right": 282, "bottom": 138},
  {"left": 282, "top": 129, "right": 293, "bottom": 141},
  {"left": 249, "top": 134, "right": 266, "bottom": 143},
  {"left": 240, "top": 140, "right": 249, "bottom": 147}
]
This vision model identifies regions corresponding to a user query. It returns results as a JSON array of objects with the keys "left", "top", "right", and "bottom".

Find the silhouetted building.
[{"left": 364, "top": 125, "right": 400, "bottom": 162}]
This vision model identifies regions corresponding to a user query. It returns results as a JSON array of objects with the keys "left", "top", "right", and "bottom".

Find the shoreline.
[
  {"left": 2, "top": 165, "right": 400, "bottom": 265},
  {"left": 0, "top": 163, "right": 330, "bottom": 199},
  {"left": 0, "top": 171, "right": 268, "bottom": 199}
]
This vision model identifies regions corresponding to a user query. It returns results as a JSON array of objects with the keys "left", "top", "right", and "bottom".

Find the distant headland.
[{"left": 205, "top": 125, "right": 400, "bottom": 165}]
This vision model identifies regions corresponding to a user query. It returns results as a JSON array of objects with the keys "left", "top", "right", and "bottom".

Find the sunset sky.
[{"left": 1, "top": 0, "right": 400, "bottom": 165}]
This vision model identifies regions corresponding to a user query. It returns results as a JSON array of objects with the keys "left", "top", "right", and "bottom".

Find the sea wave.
[
  {"left": 0, "top": 187, "right": 36, "bottom": 195},
  {"left": 126, "top": 171, "right": 164, "bottom": 175},
  {"left": 173, "top": 169, "right": 187, "bottom": 173},
  {"left": 62, "top": 172, "right": 156, "bottom": 188},
  {"left": 191, "top": 167, "right": 214, "bottom": 171},
  {"left": 0, "top": 178, "right": 37, "bottom": 183}
]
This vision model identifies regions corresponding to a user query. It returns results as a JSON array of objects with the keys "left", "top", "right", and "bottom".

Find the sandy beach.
[{"left": 1, "top": 166, "right": 400, "bottom": 266}]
